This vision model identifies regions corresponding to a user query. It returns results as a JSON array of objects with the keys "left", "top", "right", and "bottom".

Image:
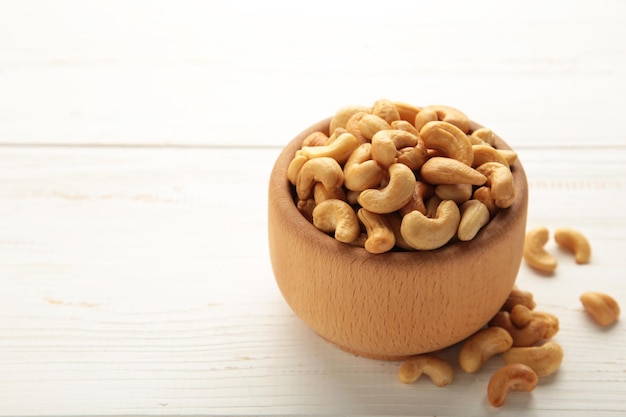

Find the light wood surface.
[{"left": 1, "top": 1, "right": 625, "bottom": 416}]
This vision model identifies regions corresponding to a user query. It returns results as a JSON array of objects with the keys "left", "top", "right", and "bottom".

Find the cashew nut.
[
  {"left": 312, "top": 199, "right": 360, "bottom": 244},
  {"left": 470, "top": 127, "right": 495, "bottom": 146},
  {"left": 471, "top": 144, "right": 510, "bottom": 168},
  {"left": 390, "top": 119, "right": 420, "bottom": 136},
  {"left": 394, "top": 101, "right": 421, "bottom": 123},
  {"left": 343, "top": 143, "right": 384, "bottom": 192},
  {"left": 475, "top": 162, "right": 515, "bottom": 206},
  {"left": 420, "top": 157, "right": 487, "bottom": 186},
  {"left": 397, "top": 143, "right": 428, "bottom": 171},
  {"left": 489, "top": 306, "right": 558, "bottom": 347},
  {"left": 435, "top": 183, "right": 473, "bottom": 204},
  {"left": 400, "top": 200, "right": 461, "bottom": 250},
  {"left": 580, "top": 291, "right": 620, "bottom": 327},
  {"left": 313, "top": 182, "right": 346, "bottom": 205},
  {"left": 487, "top": 364, "right": 538, "bottom": 407},
  {"left": 287, "top": 151, "right": 308, "bottom": 185},
  {"left": 420, "top": 121, "right": 473, "bottom": 165},
  {"left": 371, "top": 129, "right": 418, "bottom": 168},
  {"left": 457, "top": 199, "right": 490, "bottom": 241},
  {"left": 503, "top": 341, "right": 564, "bottom": 377},
  {"left": 329, "top": 105, "right": 371, "bottom": 134},
  {"left": 501, "top": 286, "right": 537, "bottom": 312},
  {"left": 357, "top": 208, "right": 396, "bottom": 254},
  {"left": 399, "top": 181, "right": 434, "bottom": 217},
  {"left": 523, "top": 226, "right": 558, "bottom": 273},
  {"left": 371, "top": 98, "right": 400, "bottom": 124},
  {"left": 498, "top": 149, "right": 518, "bottom": 165},
  {"left": 459, "top": 327, "right": 513, "bottom": 373},
  {"left": 302, "top": 130, "right": 329, "bottom": 147},
  {"left": 398, "top": 355, "right": 454, "bottom": 387},
  {"left": 413, "top": 107, "right": 438, "bottom": 131},
  {"left": 415, "top": 105, "right": 470, "bottom": 133},
  {"left": 358, "top": 163, "right": 416, "bottom": 214},
  {"left": 554, "top": 227, "right": 592, "bottom": 264},
  {"left": 357, "top": 113, "right": 392, "bottom": 140},
  {"left": 299, "top": 131, "right": 360, "bottom": 165},
  {"left": 344, "top": 111, "right": 370, "bottom": 144},
  {"left": 509, "top": 305, "right": 559, "bottom": 340},
  {"left": 296, "top": 157, "right": 344, "bottom": 200}
]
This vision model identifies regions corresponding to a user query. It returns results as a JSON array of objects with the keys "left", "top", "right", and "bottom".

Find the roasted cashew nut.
[
  {"left": 371, "top": 98, "right": 401, "bottom": 124},
  {"left": 393, "top": 101, "right": 421, "bottom": 123},
  {"left": 390, "top": 119, "right": 420, "bottom": 136},
  {"left": 435, "top": 183, "right": 473, "bottom": 204},
  {"left": 501, "top": 286, "right": 537, "bottom": 312},
  {"left": 420, "top": 157, "right": 487, "bottom": 186},
  {"left": 287, "top": 151, "right": 308, "bottom": 185},
  {"left": 343, "top": 143, "right": 384, "bottom": 192},
  {"left": 397, "top": 143, "right": 429, "bottom": 171},
  {"left": 476, "top": 162, "right": 515, "bottom": 207},
  {"left": 312, "top": 199, "right": 360, "bottom": 244},
  {"left": 554, "top": 227, "right": 592, "bottom": 264},
  {"left": 399, "top": 181, "right": 434, "bottom": 217},
  {"left": 313, "top": 183, "right": 346, "bottom": 205},
  {"left": 344, "top": 111, "right": 370, "bottom": 144},
  {"left": 459, "top": 327, "right": 513, "bottom": 373},
  {"left": 329, "top": 105, "right": 371, "bottom": 134},
  {"left": 580, "top": 291, "right": 620, "bottom": 327},
  {"left": 469, "top": 127, "right": 495, "bottom": 146},
  {"left": 489, "top": 308, "right": 557, "bottom": 347},
  {"left": 503, "top": 341, "right": 564, "bottom": 377},
  {"left": 472, "top": 186, "right": 498, "bottom": 217},
  {"left": 299, "top": 132, "right": 360, "bottom": 165},
  {"left": 457, "top": 199, "right": 490, "bottom": 241},
  {"left": 523, "top": 226, "right": 558, "bottom": 273},
  {"left": 509, "top": 305, "right": 559, "bottom": 340},
  {"left": 487, "top": 364, "right": 538, "bottom": 407},
  {"left": 471, "top": 144, "right": 510, "bottom": 168},
  {"left": 296, "top": 157, "right": 344, "bottom": 201},
  {"left": 398, "top": 355, "right": 454, "bottom": 387},
  {"left": 418, "top": 104, "right": 471, "bottom": 134},
  {"left": 400, "top": 200, "right": 461, "bottom": 250},
  {"left": 357, "top": 208, "right": 396, "bottom": 254},
  {"left": 358, "top": 163, "right": 416, "bottom": 214},
  {"left": 371, "top": 129, "right": 419, "bottom": 168},
  {"left": 419, "top": 121, "right": 474, "bottom": 165},
  {"left": 357, "top": 113, "right": 392, "bottom": 140}
]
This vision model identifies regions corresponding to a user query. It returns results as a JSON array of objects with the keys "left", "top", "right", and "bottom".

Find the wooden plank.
[{"left": 0, "top": 146, "right": 625, "bottom": 415}]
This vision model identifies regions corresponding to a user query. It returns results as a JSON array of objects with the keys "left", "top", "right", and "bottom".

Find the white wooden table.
[{"left": 1, "top": 1, "right": 625, "bottom": 415}]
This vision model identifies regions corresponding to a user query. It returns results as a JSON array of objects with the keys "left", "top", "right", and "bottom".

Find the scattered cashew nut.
[
  {"left": 503, "top": 340, "right": 564, "bottom": 377},
  {"left": 459, "top": 327, "right": 513, "bottom": 373},
  {"left": 580, "top": 291, "right": 620, "bottom": 327},
  {"left": 487, "top": 363, "right": 538, "bottom": 407},
  {"left": 398, "top": 354, "right": 454, "bottom": 387},
  {"left": 523, "top": 226, "right": 558, "bottom": 273},
  {"left": 554, "top": 227, "right": 592, "bottom": 264}
]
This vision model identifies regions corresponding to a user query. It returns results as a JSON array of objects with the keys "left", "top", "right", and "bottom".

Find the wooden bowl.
[{"left": 268, "top": 118, "right": 528, "bottom": 360}]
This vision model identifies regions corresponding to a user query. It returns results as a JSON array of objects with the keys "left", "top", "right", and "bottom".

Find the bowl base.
[{"left": 320, "top": 334, "right": 412, "bottom": 361}]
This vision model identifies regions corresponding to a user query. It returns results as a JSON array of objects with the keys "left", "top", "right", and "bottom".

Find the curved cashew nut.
[
  {"left": 420, "top": 121, "right": 473, "bottom": 165},
  {"left": 390, "top": 119, "right": 420, "bottom": 136},
  {"left": 287, "top": 151, "right": 308, "bottom": 185},
  {"left": 503, "top": 341, "right": 564, "bottom": 377},
  {"left": 459, "top": 327, "right": 513, "bottom": 373},
  {"left": 457, "top": 199, "right": 490, "bottom": 241},
  {"left": 436, "top": 183, "right": 473, "bottom": 204},
  {"left": 393, "top": 101, "right": 421, "bottom": 123},
  {"left": 414, "top": 107, "right": 438, "bottom": 132},
  {"left": 312, "top": 199, "right": 360, "bottom": 243},
  {"left": 343, "top": 143, "right": 384, "bottom": 192},
  {"left": 472, "top": 186, "right": 498, "bottom": 217},
  {"left": 397, "top": 143, "right": 428, "bottom": 172},
  {"left": 358, "top": 163, "right": 416, "bottom": 214},
  {"left": 313, "top": 182, "right": 346, "bottom": 205},
  {"left": 419, "top": 104, "right": 471, "bottom": 134},
  {"left": 296, "top": 157, "right": 344, "bottom": 200},
  {"left": 470, "top": 127, "right": 495, "bottom": 146},
  {"left": 509, "top": 305, "right": 559, "bottom": 340},
  {"left": 487, "top": 364, "right": 538, "bottom": 407},
  {"left": 554, "top": 227, "right": 592, "bottom": 264},
  {"left": 357, "top": 113, "right": 392, "bottom": 140},
  {"left": 371, "top": 98, "right": 400, "bottom": 124},
  {"left": 357, "top": 208, "right": 396, "bottom": 254},
  {"left": 501, "top": 286, "right": 537, "bottom": 312},
  {"left": 400, "top": 181, "right": 434, "bottom": 217},
  {"left": 420, "top": 157, "right": 487, "bottom": 186},
  {"left": 476, "top": 162, "right": 515, "bottom": 206},
  {"left": 400, "top": 200, "right": 461, "bottom": 250},
  {"left": 489, "top": 309, "right": 555, "bottom": 347},
  {"left": 398, "top": 355, "right": 454, "bottom": 387},
  {"left": 471, "top": 144, "right": 510, "bottom": 168},
  {"left": 329, "top": 105, "right": 371, "bottom": 134},
  {"left": 523, "top": 226, "right": 558, "bottom": 273},
  {"left": 302, "top": 130, "right": 329, "bottom": 147},
  {"left": 371, "top": 129, "right": 419, "bottom": 168},
  {"left": 580, "top": 291, "right": 620, "bottom": 327},
  {"left": 299, "top": 132, "right": 360, "bottom": 165},
  {"left": 344, "top": 111, "right": 370, "bottom": 144}
]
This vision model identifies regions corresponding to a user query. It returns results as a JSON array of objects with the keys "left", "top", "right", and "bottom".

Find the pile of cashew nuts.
[
  {"left": 287, "top": 99, "right": 518, "bottom": 253},
  {"left": 399, "top": 230, "right": 620, "bottom": 408}
]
